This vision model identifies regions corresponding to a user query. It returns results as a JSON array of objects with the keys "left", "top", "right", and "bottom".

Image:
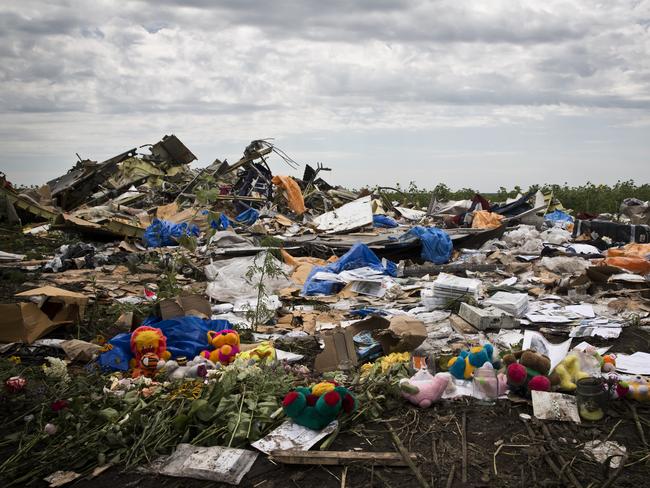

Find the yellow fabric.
[
  {"left": 471, "top": 210, "right": 504, "bottom": 229},
  {"left": 272, "top": 175, "right": 306, "bottom": 215}
]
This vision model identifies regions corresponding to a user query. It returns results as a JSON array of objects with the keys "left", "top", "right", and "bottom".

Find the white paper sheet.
[
  {"left": 251, "top": 420, "right": 338, "bottom": 454},
  {"left": 615, "top": 352, "right": 650, "bottom": 375},
  {"left": 564, "top": 304, "right": 595, "bottom": 318}
]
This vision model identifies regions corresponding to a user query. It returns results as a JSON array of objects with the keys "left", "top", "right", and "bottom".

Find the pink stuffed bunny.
[{"left": 399, "top": 369, "right": 455, "bottom": 408}]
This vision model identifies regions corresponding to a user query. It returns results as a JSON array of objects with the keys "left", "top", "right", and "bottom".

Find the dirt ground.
[{"left": 1, "top": 226, "right": 649, "bottom": 488}]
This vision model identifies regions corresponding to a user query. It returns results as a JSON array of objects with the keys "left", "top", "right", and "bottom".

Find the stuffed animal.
[
  {"left": 625, "top": 376, "right": 650, "bottom": 402},
  {"left": 130, "top": 326, "right": 171, "bottom": 371},
  {"left": 164, "top": 355, "right": 218, "bottom": 380},
  {"left": 448, "top": 344, "right": 494, "bottom": 380},
  {"left": 282, "top": 381, "right": 356, "bottom": 430},
  {"left": 503, "top": 349, "right": 558, "bottom": 397},
  {"left": 399, "top": 369, "right": 455, "bottom": 408},
  {"left": 553, "top": 353, "right": 589, "bottom": 391},
  {"left": 201, "top": 329, "right": 240, "bottom": 365},
  {"left": 237, "top": 341, "right": 276, "bottom": 364},
  {"left": 602, "top": 354, "right": 616, "bottom": 373}
]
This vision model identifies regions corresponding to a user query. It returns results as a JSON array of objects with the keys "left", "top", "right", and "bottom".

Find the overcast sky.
[{"left": 1, "top": 0, "right": 648, "bottom": 191}]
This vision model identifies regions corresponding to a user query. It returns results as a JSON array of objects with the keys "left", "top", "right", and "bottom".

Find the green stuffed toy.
[
  {"left": 282, "top": 381, "right": 356, "bottom": 430},
  {"left": 447, "top": 344, "right": 495, "bottom": 380}
]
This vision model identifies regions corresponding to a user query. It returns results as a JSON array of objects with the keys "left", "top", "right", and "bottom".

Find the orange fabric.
[
  {"left": 471, "top": 210, "right": 504, "bottom": 229},
  {"left": 607, "top": 243, "right": 650, "bottom": 259},
  {"left": 603, "top": 257, "right": 650, "bottom": 274},
  {"left": 272, "top": 175, "right": 306, "bottom": 215}
]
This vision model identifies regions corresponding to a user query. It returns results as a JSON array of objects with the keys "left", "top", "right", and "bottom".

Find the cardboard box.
[
  {"left": 0, "top": 286, "right": 88, "bottom": 344},
  {"left": 159, "top": 295, "right": 212, "bottom": 320},
  {"left": 314, "top": 315, "right": 427, "bottom": 372}
]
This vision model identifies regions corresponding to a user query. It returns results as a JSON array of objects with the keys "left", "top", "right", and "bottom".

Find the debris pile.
[{"left": 0, "top": 137, "right": 649, "bottom": 487}]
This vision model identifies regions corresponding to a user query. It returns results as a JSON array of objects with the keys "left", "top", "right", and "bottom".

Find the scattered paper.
[
  {"left": 573, "top": 341, "right": 610, "bottom": 356},
  {"left": 523, "top": 330, "right": 571, "bottom": 370},
  {"left": 44, "top": 471, "right": 81, "bottom": 487},
  {"left": 564, "top": 304, "right": 595, "bottom": 318},
  {"left": 148, "top": 444, "right": 258, "bottom": 485},
  {"left": 525, "top": 314, "right": 572, "bottom": 324},
  {"left": 615, "top": 352, "right": 650, "bottom": 375},
  {"left": 275, "top": 349, "right": 304, "bottom": 363},
  {"left": 583, "top": 440, "right": 627, "bottom": 469},
  {"left": 251, "top": 420, "right": 338, "bottom": 454},
  {"left": 532, "top": 391, "right": 581, "bottom": 423}
]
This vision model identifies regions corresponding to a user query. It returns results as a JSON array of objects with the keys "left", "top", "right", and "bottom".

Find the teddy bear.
[
  {"left": 282, "top": 381, "right": 356, "bottom": 430},
  {"left": 200, "top": 329, "right": 240, "bottom": 365},
  {"left": 129, "top": 326, "right": 171, "bottom": 375},
  {"left": 502, "top": 349, "right": 559, "bottom": 397},
  {"left": 399, "top": 369, "right": 455, "bottom": 408},
  {"left": 448, "top": 344, "right": 495, "bottom": 380},
  {"left": 552, "top": 353, "right": 589, "bottom": 392}
]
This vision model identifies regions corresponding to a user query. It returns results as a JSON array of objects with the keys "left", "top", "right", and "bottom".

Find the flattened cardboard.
[
  {"left": 314, "top": 315, "right": 427, "bottom": 372},
  {"left": 159, "top": 295, "right": 212, "bottom": 320},
  {"left": 0, "top": 286, "right": 88, "bottom": 344}
]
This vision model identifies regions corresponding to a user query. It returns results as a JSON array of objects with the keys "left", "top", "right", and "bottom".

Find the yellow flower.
[{"left": 8, "top": 356, "right": 21, "bottom": 365}]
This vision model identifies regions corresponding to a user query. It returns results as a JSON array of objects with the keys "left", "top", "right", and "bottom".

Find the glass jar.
[
  {"left": 577, "top": 377, "right": 608, "bottom": 421},
  {"left": 472, "top": 366, "right": 501, "bottom": 405},
  {"left": 437, "top": 349, "right": 453, "bottom": 372}
]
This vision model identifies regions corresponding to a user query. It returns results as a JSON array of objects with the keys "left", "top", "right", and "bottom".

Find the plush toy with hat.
[
  {"left": 399, "top": 369, "right": 455, "bottom": 408},
  {"left": 282, "top": 381, "right": 356, "bottom": 430},
  {"left": 201, "top": 329, "right": 240, "bottom": 365},
  {"left": 502, "top": 349, "right": 558, "bottom": 397},
  {"left": 447, "top": 344, "right": 495, "bottom": 380}
]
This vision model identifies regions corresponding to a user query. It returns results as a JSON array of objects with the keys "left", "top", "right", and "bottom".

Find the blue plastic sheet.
[
  {"left": 373, "top": 215, "right": 398, "bottom": 228},
  {"left": 401, "top": 226, "right": 452, "bottom": 264},
  {"left": 302, "top": 242, "right": 397, "bottom": 296},
  {"left": 235, "top": 208, "right": 260, "bottom": 226},
  {"left": 143, "top": 218, "right": 200, "bottom": 248},
  {"left": 97, "top": 316, "right": 231, "bottom": 371},
  {"left": 544, "top": 210, "right": 574, "bottom": 223},
  {"left": 205, "top": 212, "right": 230, "bottom": 230}
]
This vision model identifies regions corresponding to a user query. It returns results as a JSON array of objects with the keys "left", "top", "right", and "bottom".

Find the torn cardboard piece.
[
  {"left": 314, "top": 315, "right": 426, "bottom": 372},
  {"left": 159, "top": 295, "right": 212, "bottom": 320},
  {"left": 0, "top": 286, "right": 88, "bottom": 344}
]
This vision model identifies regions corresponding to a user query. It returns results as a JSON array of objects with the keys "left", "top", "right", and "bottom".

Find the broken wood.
[
  {"left": 269, "top": 450, "right": 417, "bottom": 466},
  {"left": 401, "top": 262, "right": 497, "bottom": 278},
  {"left": 461, "top": 412, "right": 468, "bottom": 484},
  {"left": 540, "top": 423, "right": 583, "bottom": 488},
  {"left": 388, "top": 425, "right": 431, "bottom": 488}
]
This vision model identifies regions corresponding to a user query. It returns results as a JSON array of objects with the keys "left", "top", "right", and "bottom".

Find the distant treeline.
[{"left": 379, "top": 180, "right": 650, "bottom": 215}]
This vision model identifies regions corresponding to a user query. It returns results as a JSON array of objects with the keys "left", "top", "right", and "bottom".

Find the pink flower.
[
  {"left": 51, "top": 399, "right": 69, "bottom": 412},
  {"left": 5, "top": 376, "right": 26, "bottom": 393}
]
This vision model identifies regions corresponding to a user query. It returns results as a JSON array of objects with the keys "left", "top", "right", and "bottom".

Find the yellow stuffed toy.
[
  {"left": 238, "top": 341, "right": 276, "bottom": 364},
  {"left": 552, "top": 354, "right": 589, "bottom": 391}
]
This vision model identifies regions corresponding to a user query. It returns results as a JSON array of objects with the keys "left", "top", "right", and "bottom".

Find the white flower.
[{"left": 42, "top": 357, "right": 70, "bottom": 383}]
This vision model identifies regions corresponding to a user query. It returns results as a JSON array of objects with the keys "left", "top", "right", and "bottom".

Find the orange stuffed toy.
[
  {"left": 201, "top": 329, "right": 240, "bottom": 365},
  {"left": 129, "top": 326, "right": 171, "bottom": 377}
]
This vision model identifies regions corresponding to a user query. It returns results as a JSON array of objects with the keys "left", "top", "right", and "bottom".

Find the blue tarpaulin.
[
  {"left": 401, "top": 226, "right": 452, "bottom": 264},
  {"left": 235, "top": 208, "right": 260, "bottom": 226},
  {"left": 143, "top": 218, "right": 200, "bottom": 248},
  {"left": 302, "top": 242, "right": 397, "bottom": 296},
  {"left": 97, "top": 316, "right": 231, "bottom": 371},
  {"left": 544, "top": 210, "right": 574, "bottom": 223},
  {"left": 206, "top": 212, "right": 231, "bottom": 230},
  {"left": 373, "top": 215, "right": 399, "bottom": 228}
]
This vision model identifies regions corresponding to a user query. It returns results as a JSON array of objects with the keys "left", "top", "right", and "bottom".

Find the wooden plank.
[{"left": 269, "top": 450, "right": 417, "bottom": 466}]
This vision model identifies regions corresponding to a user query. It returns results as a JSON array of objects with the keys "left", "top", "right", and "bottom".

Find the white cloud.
[{"left": 0, "top": 0, "right": 648, "bottom": 188}]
